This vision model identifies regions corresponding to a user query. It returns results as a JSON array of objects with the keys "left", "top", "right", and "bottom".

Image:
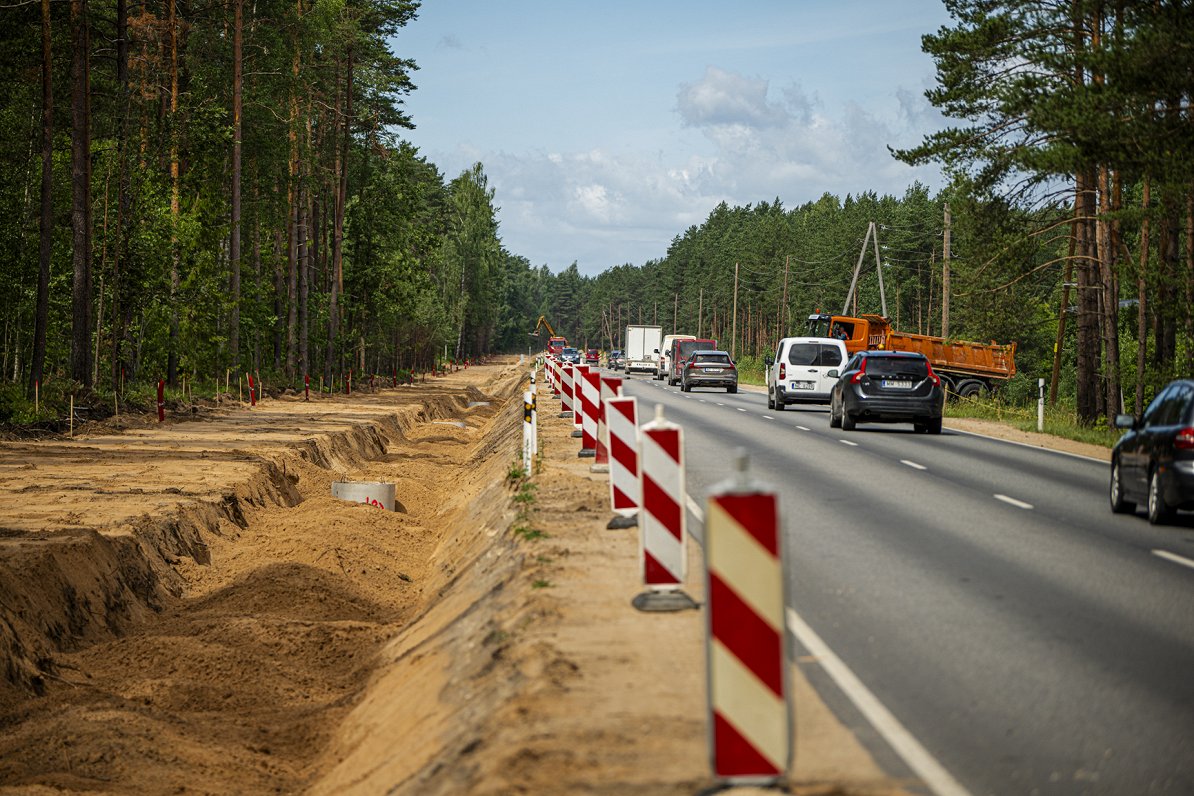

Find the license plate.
[
  {"left": 703, "top": 367, "right": 722, "bottom": 373},
  {"left": 882, "top": 379, "right": 913, "bottom": 389},
  {"left": 790, "top": 380, "right": 815, "bottom": 390}
]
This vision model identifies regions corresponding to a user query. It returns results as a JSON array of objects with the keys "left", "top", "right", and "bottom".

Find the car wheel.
[
  {"left": 766, "top": 389, "right": 774, "bottom": 410},
  {"left": 925, "top": 416, "right": 942, "bottom": 435},
  {"left": 775, "top": 396, "right": 785, "bottom": 411},
  {"left": 682, "top": 381, "right": 690, "bottom": 392},
  {"left": 1109, "top": 458, "right": 1136, "bottom": 514},
  {"left": 841, "top": 410, "right": 856, "bottom": 431},
  {"left": 829, "top": 396, "right": 842, "bottom": 428},
  {"left": 728, "top": 385, "right": 737, "bottom": 393},
  {"left": 913, "top": 421, "right": 925, "bottom": 433},
  {"left": 1147, "top": 467, "right": 1172, "bottom": 525}
]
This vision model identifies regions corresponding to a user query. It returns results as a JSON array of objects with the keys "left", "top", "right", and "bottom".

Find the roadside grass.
[
  {"left": 508, "top": 462, "right": 548, "bottom": 542},
  {"left": 948, "top": 393, "right": 1121, "bottom": 449}
]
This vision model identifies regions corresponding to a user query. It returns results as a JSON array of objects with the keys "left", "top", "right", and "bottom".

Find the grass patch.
[
  {"left": 948, "top": 394, "right": 1121, "bottom": 449},
  {"left": 513, "top": 525, "right": 548, "bottom": 541},
  {"left": 531, "top": 579, "right": 553, "bottom": 589}
]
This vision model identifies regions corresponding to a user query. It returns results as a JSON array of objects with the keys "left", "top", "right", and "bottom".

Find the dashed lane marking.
[
  {"left": 796, "top": 425, "right": 810, "bottom": 432},
  {"left": 1153, "top": 549, "right": 1194, "bottom": 571},
  {"left": 994, "top": 494, "right": 1033, "bottom": 510},
  {"left": 839, "top": 439, "right": 858, "bottom": 447},
  {"left": 763, "top": 415, "right": 774, "bottom": 420},
  {"left": 737, "top": 407, "right": 747, "bottom": 412},
  {"left": 901, "top": 460, "right": 927, "bottom": 470}
]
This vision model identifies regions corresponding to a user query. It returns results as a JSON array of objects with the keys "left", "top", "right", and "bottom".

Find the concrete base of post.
[
  {"left": 559, "top": 411, "right": 573, "bottom": 418},
  {"left": 606, "top": 513, "right": 637, "bottom": 530},
  {"left": 571, "top": 430, "right": 583, "bottom": 438},
  {"left": 589, "top": 463, "right": 609, "bottom": 473},
  {"left": 632, "top": 589, "right": 698, "bottom": 612},
  {"left": 578, "top": 448, "right": 596, "bottom": 458}
]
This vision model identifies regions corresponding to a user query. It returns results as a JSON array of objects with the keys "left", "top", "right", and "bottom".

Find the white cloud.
[{"left": 677, "top": 66, "right": 790, "bottom": 129}]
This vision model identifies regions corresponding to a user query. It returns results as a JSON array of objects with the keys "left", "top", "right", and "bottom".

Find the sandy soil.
[{"left": 0, "top": 363, "right": 1104, "bottom": 794}]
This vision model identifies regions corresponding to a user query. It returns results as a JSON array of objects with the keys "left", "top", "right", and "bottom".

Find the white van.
[
  {"left": 766, "top": 337, "right": 848, "bottom": 410},
  {"left": 655, "top": 334, "right": 695, "bottom": 380}
]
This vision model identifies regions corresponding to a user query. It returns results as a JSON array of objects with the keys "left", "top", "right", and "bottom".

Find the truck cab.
[{"left": 806, "top": 313, "right": 881, "bottom": 355}]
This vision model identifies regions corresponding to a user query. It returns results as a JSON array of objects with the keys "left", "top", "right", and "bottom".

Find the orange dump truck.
[{"left": 806, "top": 313, "right": 1016, "bottom": 397}]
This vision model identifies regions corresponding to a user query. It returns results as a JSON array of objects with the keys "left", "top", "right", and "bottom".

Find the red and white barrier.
[
  {"left": 705, "top": 456, "right": 789, "bottom": 785},
  {"left": 578, "top": 368, "right": 601, "bottom": 458},
  {"left": 571, "top": 364, "right": 588, "bottom": 438},
  {"left": 605, "top": 395, "right": 638, "bottom": 527},
  {"left": 560, "top": 363, "right": 575, "bottom": 418},
  {"left": 593, "top": 375, "right": 623, "bottom": 471},
  {"left": 633, "top": 405, "right": 695, "bottom": 611}
]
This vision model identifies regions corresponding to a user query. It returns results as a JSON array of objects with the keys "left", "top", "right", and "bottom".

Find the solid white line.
[
  {"left": 796, "top": 425, "right": 810, "bottom": 432},
  {"left": 839, "top": 439, "right": 858, "bottom": 447},
  {"left": 1152, "top": 549, "right": 1194, "bottom": 571},
  {"left": 901, "top": 460, "right": 927, "bottom": 471},
  {"left": 947, "top": 427, "right": 1107, "bottom": 464},
  {"left": 786, "top": 608, "right": 973, "bottom": 796},
  {"left": 994, "top": 494, "right": 1033, "bottom": 510}
]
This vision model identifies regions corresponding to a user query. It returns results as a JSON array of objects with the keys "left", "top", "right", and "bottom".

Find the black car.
[
  {"left": 680, "top": 350, "right": 738, "bottom": 393},
  {"left": 829, "top": 350, "right": 944, "bottom": 433},
  {"left": 1110, "top": 378, "right": 1194, "bottom": 524}
]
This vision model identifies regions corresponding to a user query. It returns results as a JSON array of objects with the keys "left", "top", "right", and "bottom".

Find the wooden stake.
[{"left": 69, "top": 395, "right": 74, "bottom": 438}]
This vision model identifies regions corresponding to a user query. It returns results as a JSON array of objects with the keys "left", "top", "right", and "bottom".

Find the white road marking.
[
  {"left": 796, "top": 425, "right": 810, "bottom": 432},
  {"left": 736, "top": 407, "right": 747, "bottom": 412},
  {"left": 786, "top": 608, "right": 973, "bottom": 796},
  {"left": 994, "top": 494, "right": 1033, "bottom": 510},
  {"left": 901, "top": 460, "right": 927, "bottom": 470},
  {"left": 1152, "top": 549, "right": 1194, "bottom": 571},
  {"left": 947, "top": 427, "right": 1107, "bottom": 464},
  {"left": 763, "top": 415, "right": 774, "bottom": 420},
  {"left": 699, "top": 399, "right": 707, "bottom": 404},
  {"left": 839, "top": 439, "right": 858, "bottom": 447}
]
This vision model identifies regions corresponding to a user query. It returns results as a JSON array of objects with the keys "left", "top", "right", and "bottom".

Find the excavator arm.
[{"left": 530, "top": 315, "right": 556, "bottom": 337}]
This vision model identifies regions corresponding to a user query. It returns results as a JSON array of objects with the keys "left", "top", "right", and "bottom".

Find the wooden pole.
[
  {"left": 731, "top": 262, "right": 739, "bottom": 359},
  {"left": 942, "top": 202, "right": 951, "bottom": 338},
  {"left": 697, "top": 287, "right": 704, "bottom": 338}
]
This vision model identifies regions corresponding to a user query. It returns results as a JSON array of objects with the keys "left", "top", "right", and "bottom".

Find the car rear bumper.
[
  {"left": 844, "top": 392, "right": 943, "bottom": 421},
  {"left": 686, "top": 376, "right": 737, "bottom": 388},
  {"left": 778, "top": 386, "right": 832, "bottom": 404}
]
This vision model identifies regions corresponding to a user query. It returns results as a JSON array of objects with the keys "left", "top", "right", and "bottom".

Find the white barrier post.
[
  {"left": 578, "top": 367, "right": 600, "bottom": 458},
  {"left": 560, "top": 363, "right": 575, "bottom": 418},
  {"left": 632, "top": 404, "right": 696, "bottom": 612},
  {"left": 1037, "top": 377, "right": 1045, "bottom": 433},
  {"left": 522, "top": 390, "right": 534, "bottom": 477},
  {"left": 605, "top": 394, "right": 639, "bottom": 530},
  {"left": 704, "top": 451, "right": 790, "bottom": 786},
  {"left": 571, "top": 364, "right": 588, "bottom": 439},
  {"left": 591, "top": 374, "right": 622, "bottom": 473}
]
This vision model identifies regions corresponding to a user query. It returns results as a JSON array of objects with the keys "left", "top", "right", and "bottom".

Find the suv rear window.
[
  {"left": 865, "top": 355, "right": 928, "bottom": 378},
  {"left": 787, "top": 342, "right": 843, "bottom": 367},
  {"left": 693, "top": 353, "right": 731, "bottom": 365}
]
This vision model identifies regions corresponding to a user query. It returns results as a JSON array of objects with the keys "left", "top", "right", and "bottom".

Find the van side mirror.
[
  {"left": 764, "top": 357, "right": 772, "bottom": 366},
  {"left": 827, "top": 369, "right": 839, "bottom": 379},
  {"left": 653, "top": 348, "right": 659, "bottom": 354}
]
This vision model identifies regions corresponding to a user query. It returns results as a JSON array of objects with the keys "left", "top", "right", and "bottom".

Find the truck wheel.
[{"left": 957, "top": 379, "right": 985, "bottom": 399}]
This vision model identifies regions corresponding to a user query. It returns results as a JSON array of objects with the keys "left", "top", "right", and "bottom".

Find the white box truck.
[{"left": 625, "top": 324, "right": 663, "bottom": 374}]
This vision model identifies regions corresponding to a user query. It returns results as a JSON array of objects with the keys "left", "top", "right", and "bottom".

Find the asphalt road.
[{"left": 612, "top": 369, "right": 1194, "bottom": 796}]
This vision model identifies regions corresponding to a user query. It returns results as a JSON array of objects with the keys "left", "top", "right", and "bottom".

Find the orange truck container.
[{"left": 807, "top": 313, "right": 1016, "bottom": 398}]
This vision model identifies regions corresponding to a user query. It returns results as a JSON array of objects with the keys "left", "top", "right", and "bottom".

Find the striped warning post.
[
  {"left": 593, "top": 375, "right": 623, "bottom": 470},
  {"left": 578, "top": 368, "right": 601, "bottom": 458},
  {"left": 705, "top": 455, "right": 789, "bottom": 786},
  {"left": 571, "top": 364, "right": 588, "bottom": 437},
  {"left": 549, "top": 358, "right": 560, "bottom": 397},
  {"left": 559, "top": 363, "right": 575, "bottom": 418},
  {"left": 605, "top": 395, "right": 638, "bottom": 516},
  {"left": 639, "top": 405, "right": 686, "bottom": 588}
]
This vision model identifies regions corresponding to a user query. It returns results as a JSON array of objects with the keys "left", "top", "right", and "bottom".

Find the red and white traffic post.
[
  {"left": 633, "top": 404, "right": 697, "bottom": 612},
  {"left": 604, "top": 394, "right": 639, "bottom": 530},
  {"left": 560, "top": 363, "right": 575, "bottom": 419},
  {"left": 571, "top": 364, "right": 588, "bottom": 439},
  {"left": 578, "top": 368, "right": 601, "bottom": 458},
  {"left": 591, "top": 374, "right": 622, "bottom": 473},
  {"left": 704, "top": 452, "right": 790, "bottom": 787}
]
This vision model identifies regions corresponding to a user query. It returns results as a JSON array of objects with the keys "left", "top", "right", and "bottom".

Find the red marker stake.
[
  {"left": 157, "top": 380, "right": 165, "bottom": 421},
  {"left": 304, "top": 373, "right": 310, "bottom": 401}
]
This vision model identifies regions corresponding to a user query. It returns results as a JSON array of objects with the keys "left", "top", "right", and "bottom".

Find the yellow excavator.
[{"left": 530, "top": 316, "right": 567, "bottom": 354}]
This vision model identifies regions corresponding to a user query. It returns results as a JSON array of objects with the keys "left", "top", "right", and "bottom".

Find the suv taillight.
[
  {"left": 779, "top": 363, "right": 786, "bottom": 379},
  {"left": 850, "top": 357, "right": 868, "bottom": 384},
  {"left": 686, "top": 361, "right": 695, "bottom": 370},
  {"left": 925, "top": 362, "right": 941, "bottom": 387},
  {"left": 1177, "top": 427, "right": 1194, "bottom": 450}
]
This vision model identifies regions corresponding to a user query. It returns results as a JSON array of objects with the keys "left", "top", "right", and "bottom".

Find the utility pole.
[
  {"left": 673, "top": 292, "right": 678, "bottom": 334},
  {"left": 731, "top": 262, "right": 739, "bottom": 359},
  {"left": 942, "top": 202, "right": 951, "bottom": 338},
  {"left": 697, "top": 287, "right": 704, "bottom": 337},
  {"left": 780, "top": 255, "right": 789, "bottom": 340}
]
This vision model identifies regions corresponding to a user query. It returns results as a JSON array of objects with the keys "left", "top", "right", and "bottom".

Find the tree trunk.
[
  {"left": 1097, "top": 165, "right": 1120, "bottom": 422},
  {"left": 1134, "top": 178, "right": 1150, "bottom": 415},
  {"left": 110, "top": 0, "right": 130, "bottom": 392},
  {"left": 1075, "top": 170, "right": 1101, "bottom": 424},
  {"left": 229, "top": 0, "right": 243, "bottom": 370},
  {"left": 30, "top": 0, "right": 53, "bottom": 398},
  {"left": 325, "top": 50, "right": 351, "bottom": 385},
  {"left": 166, "top": 0, "right": 180, "bottom": 385},
  {"left": 1186, "top": 190, "right": 1193, "bottom": 375},
  {"left": 298, "top": 190, "right": 309, "bottom": 378},
  {"left": 70, "top": 0, "right": 93, "bottom": 388}
]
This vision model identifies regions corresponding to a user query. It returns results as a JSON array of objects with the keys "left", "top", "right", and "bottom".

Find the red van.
[{"left": 667, "top": 338, "right": 717, "bottom": 385}]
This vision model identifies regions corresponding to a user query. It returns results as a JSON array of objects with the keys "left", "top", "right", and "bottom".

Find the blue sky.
[{"left": 391, "top": 1, "right": 955, "bottom": 276}]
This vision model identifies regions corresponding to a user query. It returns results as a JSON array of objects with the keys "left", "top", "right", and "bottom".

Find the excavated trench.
[{"left": 0, "top": 362, "right": 541, "bottom": 793}]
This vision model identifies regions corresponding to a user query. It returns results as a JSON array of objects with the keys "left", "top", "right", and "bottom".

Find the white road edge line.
[
  {"left": 947, "top": 427, "right": 1107, "bottom": 464},
  {"left": 994, "top": 494, "right": 1034, "bottom": 510},
  {"left": 1152, "top": 549, "right": 1194, "bottom": 571},
  {"left": 901, "top": 460, "right": 927, "bottom": 471},
  {"left": 786, "top": 607, "right": 973, "bottom": 796},
  {"left": 839, "top": 439, "right": 859, "bottom": 447}
]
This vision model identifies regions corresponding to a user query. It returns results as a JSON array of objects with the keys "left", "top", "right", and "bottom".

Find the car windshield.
[
  {"left": 693, "top": 353, "right": 731, "bottom": 365},
  {"left": 866, "top": 356, "right": 927, "bottom": 378},
  {"left": 563, "top": 347, "right": 577, "bottom": 356},
  {"left": 787, "top": 342, "right": 843, "bottom": 367}
]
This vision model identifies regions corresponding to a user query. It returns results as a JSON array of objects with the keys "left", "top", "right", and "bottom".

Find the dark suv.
[
  {"left": 830, "top": 351, "right": 944, "bottom": 433},
  {"left": 680, "top": 351, "right": 737, "bottom": 393},
  {"left": 1110, "top": 379, "right": 1194, "bottom": 524}
]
